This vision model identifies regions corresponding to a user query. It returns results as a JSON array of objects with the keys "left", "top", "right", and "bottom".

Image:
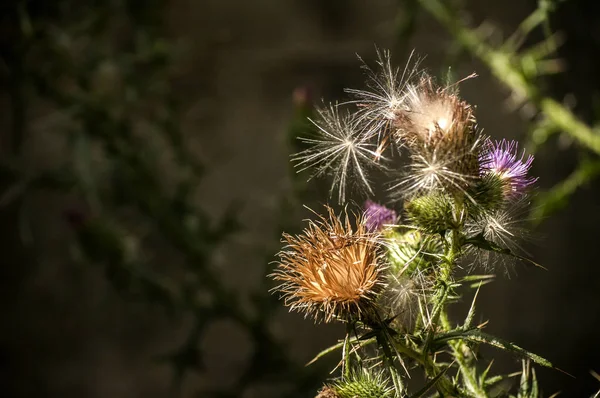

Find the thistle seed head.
[
  {"left": 345, "top": 48, "right": 423, "bottom": 144},
  {"left": 293, "top": 104, "right": 384, "bottom": 204},
  {"left": 395, "top": 76, "right": 475, "bottom": 147},
  {"left": 465, "top": 200, "right": 531, "bottom": 272},
  {"left": 270, "top": 206, "right": 386, "bottom": 323},
  {"left": 388, "top": 75, "right": 482, "bottom": 199}
]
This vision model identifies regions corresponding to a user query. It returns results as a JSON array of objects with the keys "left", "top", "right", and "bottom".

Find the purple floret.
[
  {"left": 479, "top": 139, "right": 537, "bottom": 196},
  {"left": 364, "top": 200, "right": 397, "bottom": 231}
]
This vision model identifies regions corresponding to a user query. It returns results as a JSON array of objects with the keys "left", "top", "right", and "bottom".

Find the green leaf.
[
  {"left": 433, "top": 329, "right": 554, "bottom": 368},
  {"left": 305, "top": 336, "right": 375, "bottom": 366},
  {"left": 408, "top": 364, "right": 453, "bottom": 398},
  {"left": 463, "top": 284, "right": 482, "bottom": 329},
  {"left": 459, "top": 274, "right": 496, "bottom": 283}
]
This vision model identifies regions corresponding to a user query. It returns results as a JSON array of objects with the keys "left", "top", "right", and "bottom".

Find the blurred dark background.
[{"left": 1, "top": 0, "right": 599, "bottom": 397}]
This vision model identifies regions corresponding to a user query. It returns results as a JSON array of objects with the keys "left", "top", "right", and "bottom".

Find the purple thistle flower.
[
  {"left": 364, "top": 200, "right": 397, "bottom": 231},
  {"left": 479, "top": 139, "right": 537, "bottom": 197}
]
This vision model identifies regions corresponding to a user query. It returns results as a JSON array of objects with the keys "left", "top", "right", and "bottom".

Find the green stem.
[
  {"left": 343, "top": 323, "right": 352, "bottom": 380},
  {"left": 440, "top": 311, "right": 487, "bottom": 398},
  {"left": 377, "top": 332, "right": 405, "bottom": 396},
  {"left": 438, "top": 227, "right": 488, "bottom": 397}
]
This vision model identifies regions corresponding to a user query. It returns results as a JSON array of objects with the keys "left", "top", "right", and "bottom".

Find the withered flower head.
[
  {"left": 270, "top": 206, "right": 385, "bottom": 323},
  {"left": 391, "top": 75, "right": 482, "bottom": 198},
  {"left": 315, "top": 386, "right": 341, "bottom": 398},
  {"left": 394, "top": 76, "right": 475, "bottom": 147}
]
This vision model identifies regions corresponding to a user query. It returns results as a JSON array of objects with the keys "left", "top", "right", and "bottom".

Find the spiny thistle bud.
[
  {"left": 469, "top": 172, "right": 506, "bottom": 213},
  {"left": 479, "top": 139, "right": 537, "bottom": 199},
  {"left": 387, "top": 230, "right": 441, "bottom": 276},
  {"left": 331, "top": 370, "right": 394, "bottom": 398},
  {"left": 364, "top": 200, "right": 397, "bottom": 232},
  {"left": 405, "top": 193, "right": 457, "bottom": 234},
  {"left": 270, "top": 207, "right": 386, "bottom": 322},
  {"left": 383, "top": 231, "right": 438, "bottom": 326}
]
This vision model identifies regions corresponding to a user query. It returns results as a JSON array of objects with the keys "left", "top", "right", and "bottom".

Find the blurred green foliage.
[{"left": 0, "top": 0, "right": 320, "bottom": 396}]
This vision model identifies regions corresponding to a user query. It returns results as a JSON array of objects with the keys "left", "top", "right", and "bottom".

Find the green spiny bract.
[
  {"left": 331, "top": 370, "right": 394, "bottom": 398},
  {"left": 405, "top": 193, "right": 457, "bottom": 234},
  {"left": 469, "top": 172, "right": 506, "bottom": 214},
  {"left": 387, "top": 230, "right": 441, "bottom": 276}
]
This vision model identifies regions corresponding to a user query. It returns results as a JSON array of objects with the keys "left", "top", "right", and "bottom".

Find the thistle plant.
[{"left": 270, "top": 50, "right": 557, "bottom": 397}]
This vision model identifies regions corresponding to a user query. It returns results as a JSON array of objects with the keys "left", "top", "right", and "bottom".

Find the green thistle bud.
[
  {"left": 405, "top": 193, "right": 456, "bottom": 234},
  {"left": 387, "top": 230, "right": 441, "bottom": 276},
  {"left": 332, "top": 370, "right": 393, "bottom": 398},
  {"left": 470, "top": 173, "right": 505, "bottom": 213}
]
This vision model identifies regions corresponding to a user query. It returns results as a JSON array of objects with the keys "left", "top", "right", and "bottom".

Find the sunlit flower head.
[
  {"left": 364, "top": 200, "right": 397, "bottom": 232},
  {"left": 270, "top": 207, "right": 386, "bottom": 322},
  {"left": 293, "top": 104, "right": 384, "bottom": 204},
  {"left": 388, "top": 75, "right": 482, "bottom": 199},
  {"left": 394, "top": 75, "right": 476, "bottom": 147},
  {"left": 479, "top": 139, "right": 537, "bottom": 198}
]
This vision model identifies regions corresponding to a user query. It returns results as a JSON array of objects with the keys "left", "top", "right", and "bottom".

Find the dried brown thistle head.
[
  {"left": 393, "top": 75, "right": 475, "bottom": 148},
  {"left": 315, "top": 386, "right": 341, "bottom": 398},
  {"left": 270, "top": 206, "right": 385, "bottom": 323}
]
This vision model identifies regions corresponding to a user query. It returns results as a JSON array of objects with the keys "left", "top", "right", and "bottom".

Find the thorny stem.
[
  {"left": 435, "top": 221, "right": 488, "bottom": 397},
  {"left": 370, "top": 305, "right": 459, "bottom": 396},
  {"left": 440, "top": 311, "right": 487, "bottom": 398},
  {"left": 377, "top": 331, "right": 405, "bottom": 396}
]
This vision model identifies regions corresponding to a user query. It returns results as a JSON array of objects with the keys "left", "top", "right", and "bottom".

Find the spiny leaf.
[
  {"left": 464, "top": 284, "right": 482, "bottom": 330},
  {"left": 434, "top": 329, "right": 554, "bottom": 368},
  {"left": 305, "top": 336, "right": 375, "bottom": 366},
  {"left": 465, "top": 233, "right": 546, "bottom": 270},
  {"left": 459, "top": 274, "right": 496, "bottom": 283},
  {"left": 408, "top": 363, "right": 453, "bottom": 398}
]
